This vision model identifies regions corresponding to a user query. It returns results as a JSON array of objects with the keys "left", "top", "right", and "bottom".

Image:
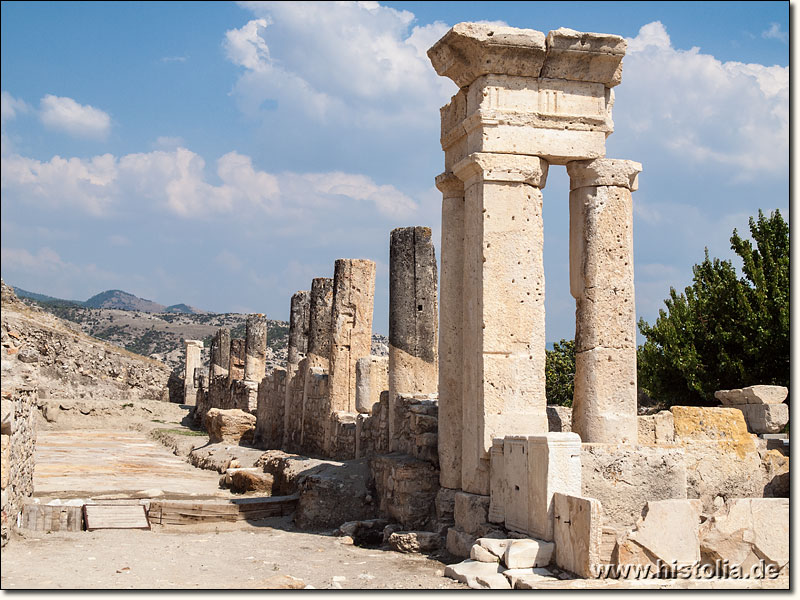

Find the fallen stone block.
[
  {"left": 474, "top": 573, "right": 512, "bottom": 589},
  {"left": 476, "top": 537, "right": 510, "bottom": 559},
  {"left": 388, "top": 531, "right": 441, "bottom": 553},
  {"left": 229, "top": 469, "right": 274, "bottom": 494},
  {"left": 738, "top": 404, "right": 789, "bottom": 434},
  {"left": 760, "top": 448, "right": 789, "bottom": 497},
  {"left": 503, "top": 538, "right": 555, "bottom": 569},
  {"left": 204, "top": 408, "right": 256, "bottom": 444},
  {"left": 626, "top": 499, "right": 702, "bottom": 566},
  {"left": 504, "top": 568, "right": 559, "bottom": 588},
  {"left": 444, "top": 559, "right": 506, "bottom": 588},
  {"left": 470, "top": 544, "right": 498, "bottom": 563},
  {"left": 742, "top": 385, "right": 788, "bottom": 405}
]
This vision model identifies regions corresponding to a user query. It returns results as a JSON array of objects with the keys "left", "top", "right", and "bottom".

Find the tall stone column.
[
  {"left": 183, "top": 339, "right": 204, "bottom": 405},
  {"left": 296, "top": 277, "right": 333, "bottom": 453},
  {"left": 453, "top": 153, "right": 549, "bottom": 495},
  {"left": 287, "top": 291, "right": 311, "bottom": 365},
  {"left": 328, "top": 259, "right": 376, "bottom": 415},
  {"left": 567, "top": 158, "right": 641, "bottom": 444},
  {"left": 244, "top": 313, "right": 267, "bottom": 382},
  {"left": 209, "top": 327, "right": 230, "bottom": 379},
  {"left": 388, "top": 226, "right": 438, "bottom": 450}
]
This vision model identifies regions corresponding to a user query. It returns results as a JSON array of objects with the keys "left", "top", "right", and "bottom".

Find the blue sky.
[{"left": 1, "top": 1, "right": 789, "bottom": 342}]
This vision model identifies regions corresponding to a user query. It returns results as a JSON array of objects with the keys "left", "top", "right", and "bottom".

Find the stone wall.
[
  {"left": 356, "top": 391, "right": 390, "bottom": 458},
  {"left": 299, "top": 367, "right": 329, "bottom": 457},
  {"left": 254, "top": 367, "right": 287, "bottom": 449},
  {"left": 230, "top": 379, "right": 258, "bottom": 413},
  {"left": 1, "top": 386, "right": 37, "bottom": 547}
]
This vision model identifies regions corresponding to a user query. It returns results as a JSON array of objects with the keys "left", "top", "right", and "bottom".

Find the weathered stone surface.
[
  {"left": 447, "top": 527, "right": 477, "bottom": 559},
  {"left": 388, "top": 226, "right": 438, "bottom": 450},
  {"left": 627, "top": 499, "right": 702, "bottom": 566},
  {"left": 737, "top": 403, "right": 789, "bottom": 434},
  {"left": 306, "top": 278, "right": 334, "bottom": 369},
  {"left": 204, "top": 408, "right": 256, "bottom": 444},
  {"left": 287, "top": 291, "right": 310, "bottom": 365},
  {"left": 454, "top": 153, "right": 550, "bottom": 495},
  {"left": 436, "top": 173, "right": 465, "bottom": 490},
  {"left": 0, "top": 386, "right": 36, "bottom": 547},
  {"left": 474, "top": 573, "right": 512, "bottom": 589},
  {"left": 581, "top": 443, "right": 687, "bottom": 531},
  {"left": 229, "top": 469, "right": 274, "bottom": 494},
  {"left": 355, "top": 355, "right": 388, "bottom": 415},
  {"left": 435, "top": 487, "right": 457, "bottom": 524},
  {"left": 502, "top": 434, "right": 581, "bottom": 541},
  {"left": 428, "top": 22, "right": 547, "bottom": 88},
  {"left": 715, "top": 385, "right": 788, "bottom": 406},
  {"left": 388, "top": 531, "right": 441, "bottom": 553},
  {"left": 503, "top": 538, "right": 555, "bottom": 569},
  {"left": 329, "top": 259, "right": 376, "bottom": 419},
  {"left": 553, "top": 493, "right": 603, "bottom": 579},
  {"left": 503, "top": 567, "right": 558, "bottom": 588},
  {"left": 183, "top": 340, "right": 203, "bottom": 405},
  {"left": 547, "top": 405, "right": 572, "bottom": 432},
  {"left": 370, "top": 454, "right": 439, "bottom": 530},
  {"left": 454, "top": 491, "right": 491, "bottom": 536},
  {"left": 760, "top": 448, "right": 789, "bottom": 497},
  {"left": 254, "top": 367, "right": 287, "bottom": 449},
  {"left": 209, "top": 328, "right": 230, "bottom": 378},
  {"left": 654, "top": 410, "right": 675, "bottom": 443},
  {"left": 476, "top": 537, "right": 510, "bottom": 559},
  {"left": 699, "top": 498, "right": 789, "bottom": 574},
  {"left": 470, "top": 544, "right": 499, "bottom": 563},
  {"left": 444, "top": 559, "right": 507, "bottom": 588},
  {"left": 541, "top": 28, "right": 625, "bottom": 86},
  {"left": 228, "top": 338, "right": 246, "bottom": 384},
  {"left": 244, "top": 314, "right": 267, "bottom": 382}
]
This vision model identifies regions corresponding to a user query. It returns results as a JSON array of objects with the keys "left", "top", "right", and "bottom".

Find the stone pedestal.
[
  {"left": 454, "top": 153, "right": 550, "bottom": 495},
  {"left": 567, "top": 159, "right": 641, "bottom": 444},
  {"left": 388, "top": 226, "right": 438, "bottom": 451},
  {"left": 209, "top": 328, "right": 230, "bottom": 379},
  {"left": 244, "top": 314, "right": 267, "bottom": 383},
  {"left": 183, "top": 340, "right": 203, "bottom": 405}
]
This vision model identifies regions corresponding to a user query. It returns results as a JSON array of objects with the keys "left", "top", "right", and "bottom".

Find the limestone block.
[
  {"left": 204, "top": 408, "right": 256, "bottom": 444},
  {"left": 567, "top": 158, "right": 641, "bottom": 191},
  {"left": 436, "top": 173, "right": 465, "bottom": 490},
  {"left": 581, "top": 443, "right": 687, "bottom": 531},
  {"left": 699, "top": 498, "right": 789, "bottom": 574},
  {"left": 504, "top": 434, "right": 581, "bottom": 541},
  {"left": 287, "top": 291, "right": 310, "bottom": 365},
  {"left": 504, "top": 568, "right": 559, "bottom": 588},
  {"left": 474, "top": 573, "right": 512, "bottom": 590},
  {"left": 228, "top": 338, "right": 245, "bottom": 383},
  {"left": 446, "top": 527, "right": 477, "bottom": 558},
  {"left": 488, "top": 438, "right": 506, "bottom": 524},
  {"left": 444, "top": 559, "right": 507, "bottom": 587},
  {"left": 546, "top": 405, "right": 572, "bottom": 432},
  {"left": 355, "top": 356, "right": 387, "bottom": 414},
  {"left": 435, "top": 487, "right": 457, "bottom": 524},
  {"left": 654, "top": 410, "right": 675, "bottom": 443},
  {"left": 470, "top": 544, "right": 499, "bottom": 563},
  {"left": 209, "top": 328, "right": 230, "bottom": 378},
  {"left": 369, "top": 454, "right": 438, "bottom": 530},
  {"left": 738, "top": 403, "right": 789, "bottom": 434},
  {"left": 542, "top": 28, "right": 626, "bottom": 86},
  {"left": 244, "top": 314, "right": 267, "bottom": 382},
  {"left": 454, "top": 491, "right": 491, "bottom": 536},
  {"left": 637, "top": 415, "right": 656, "bottom": 445},
  {"left": 306, "top": 277, "right": 334, "bottom": 368},
  {"left": 761, "top": 448, "right": 789, "bottom": 497},
  {"left": 229, "top": 469, "right": 274, "bottom": 494},
  {"left": 671, "top": 406, "right": 755, "bottom": 448},
  {"left": 626, "top": 499, "right": 702, "bottom": 566},
  {"left": 742, "top": 385, "right": 788, "bottom": 404},
  {"left": 714, "top": 388, "right": 747, "bottom": 405},
  {"left": 503, "top": 538, "right": 555, "bottom": 569},
  {"left": 428, "top": 22, "right": 547, "bottom": 88},
  {"left": 476, "top": 537, "right": 509, "bottom": 559},
  {"left": 553, "top": 493, "right": 603, "bottom": 579}
]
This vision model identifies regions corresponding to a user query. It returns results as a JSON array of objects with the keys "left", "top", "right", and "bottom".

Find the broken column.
[
  {"left": 209, "top": 327, "right": 230, "bottom": 379},
  {"left": 294, "top": 277, "right": 333, "bottom": 454},
  {"left": 183, "top": 340, "right": 203, "bottom": 405},
  {"left": 355, "top": 355, "right": 388, "bottom": 414},
  {"left": 567, "top": 159, "right": 641, "bottom": 444},
  {"left": 227, "top": 339, "right": 245, "bottom": 386},
  {"left": 287, "top": 291, "right": 311, "bottom": 365},
  {"left": 388, "top": 226, "right": 438, "bottom": 451},
  {"left": 436, "top": 173, "right": 465, "bottom": 491},
  {"left": 244, "top": 314, "right": 268, "bottom": 382}
]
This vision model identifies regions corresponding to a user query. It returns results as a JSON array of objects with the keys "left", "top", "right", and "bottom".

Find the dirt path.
[{"left": 1, "top": 520, "right": 465, "bottom": 589}]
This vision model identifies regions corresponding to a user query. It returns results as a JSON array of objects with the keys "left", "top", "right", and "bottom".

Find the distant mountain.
[
  {"left": 165, "top": 303, "right": 208, "bottom": 315},
  {"left": 84, "top": 289, "right": 166, "bottom": 312},
  {"left": 12, "top": 287, "right": 83, "bottom": 307}
]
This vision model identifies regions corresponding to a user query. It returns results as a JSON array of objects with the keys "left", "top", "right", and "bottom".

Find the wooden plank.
[
  {"left": 20, "top": 504, "right": 84, "bottom": 532},
  {"left": 147, "top": 494, "right": 298, "bottom": 526},
  {"left": 84, "top": 504, "right": 150, "bottom": 530}
]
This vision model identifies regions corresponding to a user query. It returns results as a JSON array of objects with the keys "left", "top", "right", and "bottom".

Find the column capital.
[
  {"left": 435, "top": 172, "right": 464, "bottom": 198},
  {"left": 184, "top": 339, "right": 204, "bottom": 349},
  {"left": 567, "top": 158, "right": 641, "bottom": 191},
  {"left": 453, "top": 152, "right": 549, "bottom": 188}
]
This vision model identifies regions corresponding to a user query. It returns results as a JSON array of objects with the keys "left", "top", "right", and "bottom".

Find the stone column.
[
  {"left": 244, "top": 314, "right": 267, "bottom": 382},
  {"left": 567, "top": 158, "right": 641, "bottom": 444},
  {"left": 388, "top": 226, "right": 438, "bottom": 451},
  {"left": 328, "top": 259, "right": 376, "bottom": 415},
  {"left": 287, "top": 291, "right": 311, "bottom": 365},
  {"left": 228, "top": 339, "right": 245, "bottom": 385},
  {"left": 436, "top": 172, "right": 465, "bottom": 490},
  {"left": 453, "top": 153, "right": 549, "bottom": 495},
  {"left": 296, "top": 277, "right": 333, "bottom": 452},
  {"left": 183, "top": 340, "right": 204, "bottom": 405},
  {"left": 209, "top": 327, "right": 230, "bottom": 379}
]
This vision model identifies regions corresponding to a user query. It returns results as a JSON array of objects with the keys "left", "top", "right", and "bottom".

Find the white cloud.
[
  {"left": 1, "top": 145, "right": 417, "bottom": 220},
  {"left": 39, "top": 94, "right": 111, "bottom": 139},
  {"left": 1, "top": 91, "right": 30, "bottom": 123},
  {"left": 762, "top": 23, "right": 788, "bottom": 43},
  {"left": 225, "top": 2, "right": 454, "bottom": 128},
  {"left": 617, "top": 21, "right": 788, "bottom": 179}
]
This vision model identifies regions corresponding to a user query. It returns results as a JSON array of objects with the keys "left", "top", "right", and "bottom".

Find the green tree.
[
  {"left": 546, "top": 338, "right": 575, "bottom": 406},
  {"left": 638, "top": 209, "right": 789, "bottom": 406}
]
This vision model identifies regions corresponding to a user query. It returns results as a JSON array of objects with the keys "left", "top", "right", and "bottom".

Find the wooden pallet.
[
  {"left": 21, "top": 504, "right": 84, "bottom": 532},
  {"left": 148, "top": 494, "right": 299, "bottom": 526},
  {"left": 84, "top": 504, "right": 150, "bottom": 530}
]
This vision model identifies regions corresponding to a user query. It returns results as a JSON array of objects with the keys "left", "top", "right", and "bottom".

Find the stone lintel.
[
  {"left": 542, "top": 28, "right": 627, "bottom": 87},
  {"left": 453, "top": 152, "right": 549, "bottom": 188},
  {"left": 567, "top": 158, "right": 642, "bottom": 191},
  {"left": 428, "top": 22, "right": 547, "bottom": 88}
]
